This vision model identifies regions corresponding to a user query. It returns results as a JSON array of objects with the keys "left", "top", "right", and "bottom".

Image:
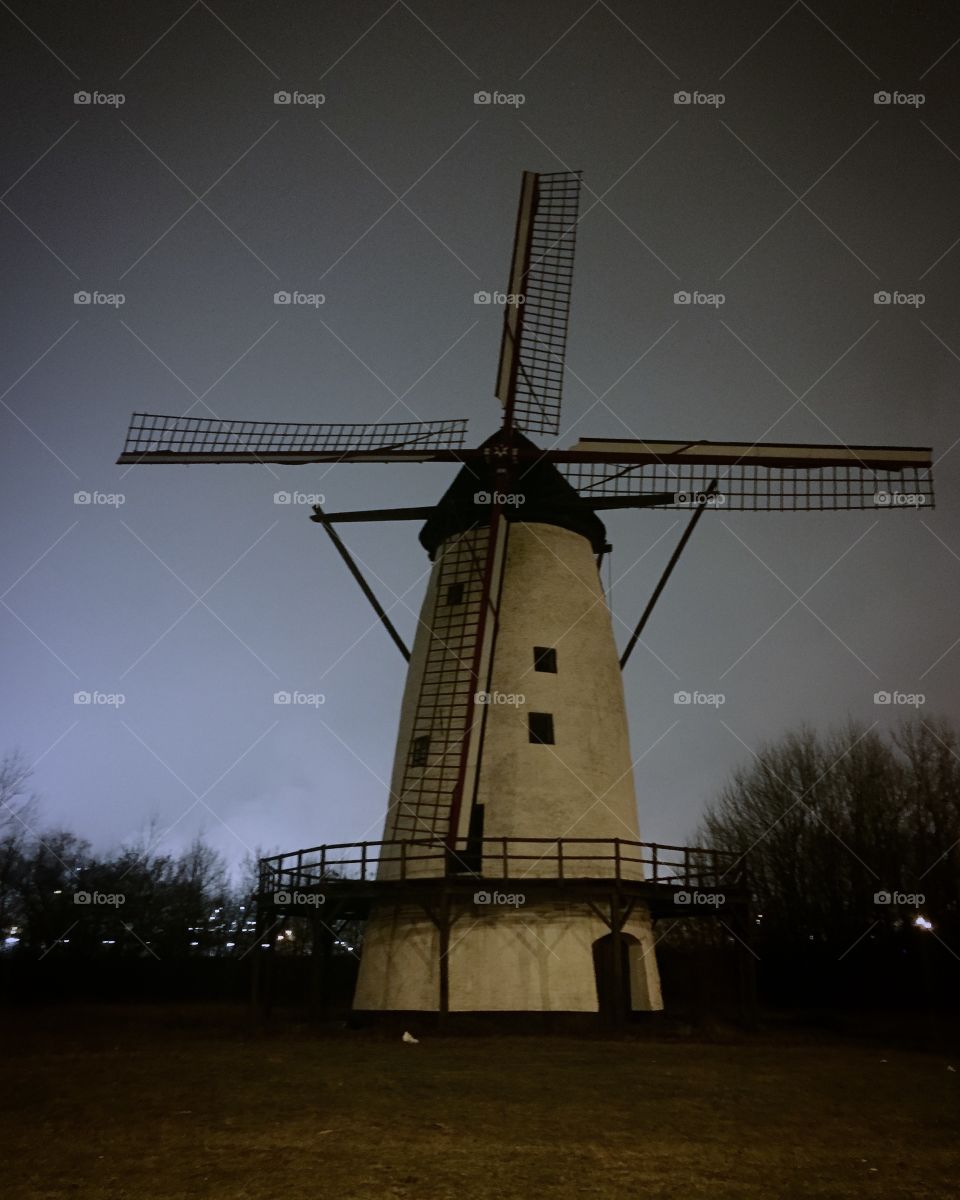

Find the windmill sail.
[
  {"left": 117, "top": 414, "right": 468, "bottom": 464},
  {"left": 560, "top": 438, "right": 934, "bottom": 511},
  {"left": 382, "top": 516, "right": 509, "bottom": 857},
  {"left": 495, "top": 171, "right": 581, "bottom": 438}
]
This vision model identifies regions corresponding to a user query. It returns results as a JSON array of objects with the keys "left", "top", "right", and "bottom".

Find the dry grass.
[{"left": 2, "top": 1006, "right": 957, "bottom": 1199}]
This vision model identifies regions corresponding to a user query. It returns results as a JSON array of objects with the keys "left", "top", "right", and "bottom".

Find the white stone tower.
[{"left": 352, "top": 437, "right": 664, "bottom": 1015}]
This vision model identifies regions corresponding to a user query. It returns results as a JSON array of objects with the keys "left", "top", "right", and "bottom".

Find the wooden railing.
[{"left": 258, "top": 837, "right": 743, "bottom": 893}]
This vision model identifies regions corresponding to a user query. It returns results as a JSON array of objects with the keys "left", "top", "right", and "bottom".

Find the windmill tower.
[{"left": 118, "top": 170, "right": 934, "bottom": 1021}]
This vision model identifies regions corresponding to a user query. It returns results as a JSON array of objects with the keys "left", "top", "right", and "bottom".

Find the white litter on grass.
[{"left": 402, "top": 1031, "right": 419, "bottom": 1044}]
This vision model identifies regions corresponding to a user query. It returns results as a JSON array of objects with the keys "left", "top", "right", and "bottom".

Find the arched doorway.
[{"left": 592, "top": 932, "right": 640, "bottom": 1021}]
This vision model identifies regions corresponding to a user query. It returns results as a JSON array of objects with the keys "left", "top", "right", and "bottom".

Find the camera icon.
[
  {"left": 873, "top": 890, "right": 891, "bottom": 905},
  {"left": 474, "top": 91, "right": 491, "bottom": 104},
  {"left": 273, "top": 691, "right": 292, "bottom": 705},
  {"left": 474, "top": 691, "right": 490, "bottom": 705},
  {"left": 873, "top": 290, "right": 891, "bottom": 305},
  {"left": 274, "top": 91, "right": 292, "bottom": 105},
  {"left": 674, "top": 890, "right": 691, "bottom": 904},
  {"left": 674, "top": 91, "right": 691, "bottom": 105},
  {"left": 273, "top": 491, "right": 291, "bottom": 504},
  {"left": 74, "top": 291, "right": 91, "bottom": 305},
  {"left": 873, "top": 691, "right": 891, "bottom": 705},
  {"left": 73, "top": 890, "right": 92, "bottom": 904},
  {"left": 74, "top": 491, "right": 92, "bottom": 504},
  {"left": 673, "top": 291, "right": 691, "bottom": 304},
  {"left": 873, "top": 491, "right": 891, "bottom": 506},
  {"left": 674, "top": 690, "right": 691, "bottom": 704},
  {"left": 74, "top": 91, "right": 91, "bottom": 105},
  {"left": 274, "top": 891, "right": 291, "bottom": 905},
  {"left": 73, "top": 691, "right": 92, "bottom": 704},
  {"left": 473, "top": 291, "right": 491, "bottom": 304},
  {"left": 273, "top": 291, "right": 291, "bottom": 305},
  {"left": 473, "top": 890, "right": 491, "bottom": 904},
  {"left": 874, "top": 91, "right": 891, "bottom": 105},
  {"left": 473, "top": 491, "right": 491, "bottom": 504}
]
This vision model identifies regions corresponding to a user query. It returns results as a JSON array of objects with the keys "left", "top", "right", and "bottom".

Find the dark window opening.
[
  {"left": 446, "top": 582, "right": 465, "bottom": 606},
  {"left": 411, "top": 735, "right": 430, "bottom": 766},
  {"left": 533, "top": 646, "right": 557, "bottom": 673},
  {"left": 528, "top": 712, "right": 555, "bottom": 745}
]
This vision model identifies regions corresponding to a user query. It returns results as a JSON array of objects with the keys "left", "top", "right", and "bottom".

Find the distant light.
[
  {"left": 53, "top": 889, "right": 62, "bottom": 895},
  {"left": 225, "top": 942, "right": 235, "bottom": 948},
  {"left": 102, "top": 939, "right": 116, "bottom": 945},
  {"left": 914, "top": 915, "right": 934, "bottom": 932},
  {"left": 190, "top": 941, "right": 199, "bottom": 946}
]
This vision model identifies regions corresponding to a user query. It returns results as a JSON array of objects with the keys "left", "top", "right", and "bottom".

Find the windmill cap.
[{"left": 419, "top": 431, "right": 606, "bottom": 558}]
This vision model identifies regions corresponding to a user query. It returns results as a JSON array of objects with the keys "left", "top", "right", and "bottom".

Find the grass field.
[{"left": 2, "top": 1007, "right": 957, "bottom": 1199}]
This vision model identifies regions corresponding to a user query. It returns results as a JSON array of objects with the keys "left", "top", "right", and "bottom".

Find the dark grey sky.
[{"left": 2, "top": 0, "right": 958, "bottom": 869}]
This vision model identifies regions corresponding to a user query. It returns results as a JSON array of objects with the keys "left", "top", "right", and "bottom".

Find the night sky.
[{"left": 2, "top": 0, "right": 958, "bottom": 871}]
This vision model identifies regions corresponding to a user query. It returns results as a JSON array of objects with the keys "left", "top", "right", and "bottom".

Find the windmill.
[{"left": 118, "top": 170, "right": 934, "bottom": 1021}]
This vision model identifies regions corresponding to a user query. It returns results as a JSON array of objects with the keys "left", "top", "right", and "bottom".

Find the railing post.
[
  {"left": 361, "top": 842, "right": 368, "bottom": 881},
  {"left": 652, "top": 843, "right": 658, "bottom": 883},
  {"left": 557, "top": 839, "right": 564, "bottom": 881},
  {"left": 502, "top": 837, "right": 508, "bottom": 878},
  {"left": 614, "top": 839, "right": 621, "bottom": 882}
]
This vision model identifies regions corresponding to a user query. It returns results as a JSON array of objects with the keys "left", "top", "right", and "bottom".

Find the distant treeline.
[{"left": 693, "top": 716, "right": 960, "bottom": 1006}]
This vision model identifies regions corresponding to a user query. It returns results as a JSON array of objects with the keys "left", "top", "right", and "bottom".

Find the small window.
[
  {"left": 446, "top": 582, "right": 465, "bottom": 606},
  {"left": 533, "top": 646, "right": 557, "bottom": 673},
  {"left": 411, "top": 735, "right": 430, "bottom": 766},
  {"left": 528, "top": 713, "right": 555, "bottom": 745}
]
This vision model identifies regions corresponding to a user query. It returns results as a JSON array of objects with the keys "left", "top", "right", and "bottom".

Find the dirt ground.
[{"left": 2, "top": 1006, "right": 957, "bottom": 1199}]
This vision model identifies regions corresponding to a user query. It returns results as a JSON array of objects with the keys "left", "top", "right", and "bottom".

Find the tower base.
[{"left": 352, "top": 899, "right": 663, "bottom": 1014}]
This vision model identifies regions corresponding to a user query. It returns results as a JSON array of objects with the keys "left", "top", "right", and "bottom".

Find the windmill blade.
[
  {"left": 316, "top": 506, "right": 435, "bottom": 523},
  {"left": 495, "top": 170, "right": 581, "bottom": 438},
  {"left": 116, "top": 413, "right": 469, "bottom": 465},
  {"left": 558, "top": 438, "right": 934, "bottom": 511}
]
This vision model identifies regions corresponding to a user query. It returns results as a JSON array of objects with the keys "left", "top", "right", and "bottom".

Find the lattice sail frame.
[
  {"left": 118, "top": 413, "right": 468, "bottom": 464},
  {"left": 496, "top": 171, "right": 581, "bottom": 438},
  {"left": 563, "top": 461, "right": 934, "bottom": 511},
  {"left": 560, "top": 440, "right": 934, "bottom": 512}
]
